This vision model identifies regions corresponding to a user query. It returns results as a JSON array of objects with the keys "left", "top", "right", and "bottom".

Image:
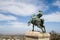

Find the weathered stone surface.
[{"left": 25, "top": 31, "right": 50, "bottom": 40}]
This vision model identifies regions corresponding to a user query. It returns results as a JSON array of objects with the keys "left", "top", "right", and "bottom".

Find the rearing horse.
[{"left": 28, "top": 11, "right": 46, "bottom": 33}]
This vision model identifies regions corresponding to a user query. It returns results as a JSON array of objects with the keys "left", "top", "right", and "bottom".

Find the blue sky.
[{"left": 0, "top": 0, "right": 60, "bottom": 34}]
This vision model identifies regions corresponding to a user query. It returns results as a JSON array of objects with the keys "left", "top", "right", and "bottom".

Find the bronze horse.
[{"left": 28, "top": 11, "right": 46, "bottom": 33}]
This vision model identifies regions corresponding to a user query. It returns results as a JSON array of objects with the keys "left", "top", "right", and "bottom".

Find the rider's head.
[{"left": 37, "top": 11, "right": 43, "bottom": 18}]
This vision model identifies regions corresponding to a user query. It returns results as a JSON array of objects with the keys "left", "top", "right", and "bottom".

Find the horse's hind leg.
[
  {"left": 40, "top": 27, "right": 44, "bottom": 33},
  {"left": 41, "top": 27, "right": 46, "bottom": 33},
  {"left": 43, "top": 27, "right": 46, "bottom": 33},
  {"left": 40, "top": 25, "right": 46, "bottom": 33},
  {"left": 41, "top": 26, "right": 46, "bottom": 33}
]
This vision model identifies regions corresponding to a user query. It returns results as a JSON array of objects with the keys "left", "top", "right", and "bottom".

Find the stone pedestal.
[{"left": 25, "top": 31, "right": 50, "bottom": 40}]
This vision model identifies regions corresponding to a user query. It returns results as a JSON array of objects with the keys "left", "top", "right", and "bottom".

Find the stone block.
[{"left": 25, "top": 31, "right": 50, "bottom": 40}]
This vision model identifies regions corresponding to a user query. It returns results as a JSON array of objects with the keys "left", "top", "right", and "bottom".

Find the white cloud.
[
  {"left": 43, "top": 12, "right": 60, "bottom": 22},
  {"left": 0, "top": 26, "right": 3, "bottom": 28},
  {"left": 0, "top": 1, "right": 37, "bottom": 16},
  {"left": 0, "top": 0, "right": 49, "bottom": 16},
  {"left": 9, "top": 21, "right": 28, "bottom": 28},
  {"left": 53, "top": 0, "right": 60, "bottom": 8},
  {"left": 37, "top": 3, "right": 49, "bottom": 12},
  {"left": 0, "top": 21, "right": 32, "bottom": 34},
  {"left": 0, "top": 14, "right": 17, "bottom": 20},
  {"left": 8, "top": 21, "right": 32, "bottom": 28}
]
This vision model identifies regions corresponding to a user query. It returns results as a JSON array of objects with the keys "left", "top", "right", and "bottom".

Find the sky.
[{"left": 0, "top": 0, "right": 60, "bottom": 35}]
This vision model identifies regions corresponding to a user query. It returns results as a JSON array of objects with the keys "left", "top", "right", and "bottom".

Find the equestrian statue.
[{"left": 28, "top": 11, "right": 46, "bottom": 33}]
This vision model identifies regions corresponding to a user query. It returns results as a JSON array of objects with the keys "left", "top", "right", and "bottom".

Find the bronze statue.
[{"left": 28, "top": 11, "right": 46, "bottom": 33}]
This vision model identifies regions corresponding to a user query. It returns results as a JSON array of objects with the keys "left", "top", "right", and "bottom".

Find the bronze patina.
[{"left": 28, "top": 11, "right": 46, "bottom": 33}]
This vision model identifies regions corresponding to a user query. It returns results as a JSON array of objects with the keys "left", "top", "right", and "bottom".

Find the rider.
[
  {"left": 37, "top": 11, "right": 43, "bottom": 18},
  {"left": 37, "top": 11, "right": 44, "bottom": 25}
]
